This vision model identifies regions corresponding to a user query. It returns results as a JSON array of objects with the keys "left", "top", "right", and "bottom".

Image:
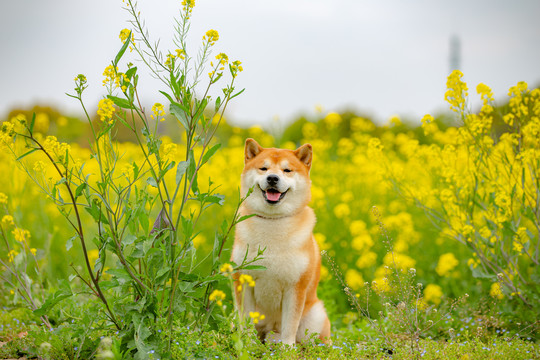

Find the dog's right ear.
[{"left": 245, "top": 138, "right": 263, "bottom": 163}]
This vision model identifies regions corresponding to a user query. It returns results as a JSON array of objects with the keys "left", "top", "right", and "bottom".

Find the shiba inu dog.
[{"left": 232, "top": 138, "right": 331, "bottom": 345}]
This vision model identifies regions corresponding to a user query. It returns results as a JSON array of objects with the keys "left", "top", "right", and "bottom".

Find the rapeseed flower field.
[{"left": 1, "top": 75, "right": 538, "bottom": 313}]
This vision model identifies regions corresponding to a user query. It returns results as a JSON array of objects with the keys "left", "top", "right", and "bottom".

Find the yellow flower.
[
  {"left": 175, "top": 49, "right": 186, "bottom": 60},
  {"left": 231, "top": 60, "right": 243, "bottom": 78},
  {"left": 435, "top": 252, "right": 459, "bottom": 277},
  {"left": 1, "top": 121, "right": 15, "bottom": 147},
  {"left": 249, "top": 311, "right": 266, "bottom": 324},
  {"left": 383, "top": 252, "right": 416, "bottom": 271},
  {"left": 421, "top": 114, "right": 434, "bottom": 125},
  {"left": 423, "top": 284, "right": 443, "bottom": 305},
  {"left": 209, "top": 289, "right": 226, "bottom": 306},
  {"left": 181, "top": 0, "right": 196, "bottom": 15},
  {"left": 8, "top": 249, "right": 18, "bottom": 262},
  {"left": 203, "top": 29, "right": 219, "bottom": 44},
  {"left": 87, "top": 249, "right": 99, "bottom": 267},
  {"left": 220, "top": 263, "right": 233, "bottom": 275},
  {"left": 349, "top": 220, "right": 367, "bottom": 236},
  {"left": 33, "top": 161, "right": 46, "bottom": 172},
  {"left": 489, "top": 282, "right": 504, "bottom": 299},
  {"left": 237, "top": 273, "right": 255, "bottom": 291},
  {"left": 512, "top": 241, "right": 523, "bottom": 253},
  {"left": 476, "top": 83, "right": 494, "bottom": 105},
  {"left": 345, "top": 269, "right": 364, "bottom": 290},
  {"left": 119, "top": 28, "right": 133, "bottom": 44},
  {"left": 324, "top": 112, "right": 342, "bottom": 129},
  {"left": 97, "top": 98, "right": 115, "bottom": 123},
  {"left": 151, "top": 103, "right": 165, "bottom": 121},
  {"left": 0, "top": 192, "right": 8, "bottom": 205},
  {"left": 355, "top": 251, "right": 377, "bottom": 269},
  {"left": 102, "top": 65, "right": 118, "bottom": 85},
  {"left": 2, "top": 215, "right": 14, "bottom": 227},
  {"left": 445, "top": 70, "right": 468, "bottom": 113},
  {"left": 30, "top": 248, "right": 37, "bottom": 256},
  {"left": 165, "top": 54, "right": 176, "bottom": 68},
  {"left": 351, "top": 234, "right": 373, "bottom": 252},
  {"left": 215, "top": 52, "right": 229, "bottom": 65},
  {"left": 314, "top": 233, "right": 330, "bottom": 250},
  {"left": 333, "top": 203, "right": 350, "bottom": 219},
  {"left": 12, "top": 228, "right": 31, "bottom": 243},
  {"left": 389, "top": 115, "right": 401, "bottom": 127}
]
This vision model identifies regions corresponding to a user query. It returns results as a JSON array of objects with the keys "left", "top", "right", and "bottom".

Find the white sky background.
[{"left": 1, "top": 0, "right": 539, "bottom": 127}]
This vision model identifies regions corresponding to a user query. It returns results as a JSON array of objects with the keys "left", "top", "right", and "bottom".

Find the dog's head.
[{"left": 241, "top": 138, "right": 312, "bottom": 218}]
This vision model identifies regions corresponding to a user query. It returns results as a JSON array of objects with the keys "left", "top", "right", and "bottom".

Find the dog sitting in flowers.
[{"left": 231, "top": 138, "right": 330, "bottom": 345}]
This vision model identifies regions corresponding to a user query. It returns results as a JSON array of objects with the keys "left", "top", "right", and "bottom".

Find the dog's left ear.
[{"left": 294, "top": 143, "right": 312, "bottom": 169}]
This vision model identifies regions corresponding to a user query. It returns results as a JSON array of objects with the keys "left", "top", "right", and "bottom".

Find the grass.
[{"left": 1, "top": 307, "right": 538, "bottom": 359}]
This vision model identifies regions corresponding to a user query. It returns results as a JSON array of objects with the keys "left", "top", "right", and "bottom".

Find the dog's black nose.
[{"left": 266, "top": 175, "right": 279, "bottom": 185}]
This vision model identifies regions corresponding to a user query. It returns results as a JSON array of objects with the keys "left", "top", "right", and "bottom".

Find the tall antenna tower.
[{"left": 449, "top": 35, "right": 461, "bottom": 73}]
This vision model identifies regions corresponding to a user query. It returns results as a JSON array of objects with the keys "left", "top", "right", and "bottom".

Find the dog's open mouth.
[{"left": 262, "top": 187, "right": 288, "bottom": 204}]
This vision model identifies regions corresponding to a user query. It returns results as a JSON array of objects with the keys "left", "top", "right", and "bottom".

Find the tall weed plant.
[
  {"left": 0, "top": 0, "right": 253, "bottom": 357},
  {"left": 375, "top": 71, "right": 540, "bottom": 308}
]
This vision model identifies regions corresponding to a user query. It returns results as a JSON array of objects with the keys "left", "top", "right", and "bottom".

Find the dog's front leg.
[{"left": 280, "top": 286, "right": 305, "bottom": 345}]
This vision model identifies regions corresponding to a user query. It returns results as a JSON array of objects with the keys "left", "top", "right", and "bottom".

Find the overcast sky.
[{"left": 1, "top": 0, "right": 539, "bottom": 126}]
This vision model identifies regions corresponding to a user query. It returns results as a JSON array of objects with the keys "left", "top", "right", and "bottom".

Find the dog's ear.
[
  {"left": 245, "top": 138, "right": 263, "bottom": 163},
  {"left": 294, "top": 143, "right": 312, "bottom": 169}
]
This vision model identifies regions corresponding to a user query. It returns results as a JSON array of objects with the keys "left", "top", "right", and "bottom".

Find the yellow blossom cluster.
[
  {"left": 220, "top": 263, "right": 233, "bottom": 275},
  {"left": 102, "top": 65, "right": 130, "bottom": 93},
  {"left": 249, "top": 311, "right": 265, "bottom": 324},
  {"left": 97, "top": 99, "right": 116, "bottom": 123},
  {"left": 209, "top": 289, "right": 226, "bottom": 306},
  {"left": 151, "top": 103, "right": 165, "bottom": 121},
  {"left": 236, "top": 273, "right": 255, "bottom": 292},
  {"left": 203, "top": 29, "right": 219, "bottom": 45}
]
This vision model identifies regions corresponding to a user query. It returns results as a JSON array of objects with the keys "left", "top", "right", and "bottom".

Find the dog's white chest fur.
[{"left": 233, "top": 209, "right": 314, "bottom": 312}]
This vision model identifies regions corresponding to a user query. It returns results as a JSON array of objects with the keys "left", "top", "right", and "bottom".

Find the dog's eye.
[
  {"left": 260, "top": 167, "right": 267, "bottom": 171},
  {"left": 283, "top": 169, "right": 292, "bottom": 173}
]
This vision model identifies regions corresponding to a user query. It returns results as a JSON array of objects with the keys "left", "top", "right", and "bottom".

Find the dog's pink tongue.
[{"left": 266, "top": 191, "right": 281, "bottom": 201}]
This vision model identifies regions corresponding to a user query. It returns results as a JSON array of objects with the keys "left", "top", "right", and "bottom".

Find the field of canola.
[{"left": 1, "top": 74, "right": 539, "bottom": 330}]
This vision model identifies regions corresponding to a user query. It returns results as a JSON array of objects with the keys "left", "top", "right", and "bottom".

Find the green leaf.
[
  {"left": 106, "top": 268, "right": 132, "bottom": 285},
  {"left": 29, "top": 113, "right": 36, "bottom": 134},
  {"left": 114, "top": 31, "right": 131, "bottom": 66},
  {"left": 214, "top": 96, "right": 221, "bottom": 112},
  {"left": 175, "top": 160, "right": 188, "bottom": 185},
  {"left": 66, "top": 235, "right": 77, "bottom": 251},
  {"left": 84, "top": 202, "right": 109, "bottom": 225},
  {"left": 75, "top": 183, "right": 87, "bottom": 199},
  {"left": 204, "top": 194, "right": 225, "bottom": 206},
  {"left": 159, "top": 90, "right": 175, "bottom": 104},
  {"left": 242, "top": 265, "right": 266, "bottom": 271},
  {"left": 55, "top": 177, "right": 67, "bottom": 186},
  {"left": 229, "top": 88, "right": 245, "bottom": 100},
  {"left": 16, "top": 148, "right": 39, "bottom": 161},
  {"left": 471, "top": 265, "right": 496, "bottom": 280},
  {"left": 125, "top": 66, "right": 138, "bottom": 79},
  {"left": 201, "top": 143, "right": 221, "bottom": 165},
  {"left": 146, "top": 177, "right": 158, "bottom": 188},
  {"left": 159, "top": 160, "right": 176, "bottom": 179},
  {"left": 170, "top": 102, "right": 191, "bottom": 130},
  {"left": 107, "top": 95, "right": 134, "bottom": 109},
  {"left": 123, "top": 234, "right": 137, "bottom": 245},
  {"left": 236, "top": 214, "right": 255, "bottom": 223},
  {"left": 33, "top": 280, "right": 73, "bottom": 317}
]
